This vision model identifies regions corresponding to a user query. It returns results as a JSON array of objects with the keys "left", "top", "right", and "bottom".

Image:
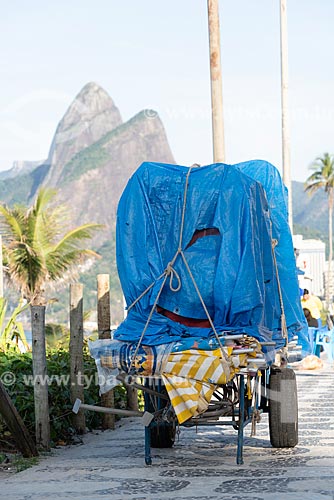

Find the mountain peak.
[
  {"left": 80, "top": 81, "right": 103, "bottom": 92},
  {"left": 60, "top": 82, "right": 121, "bottom": 131},
  {"left": 45, "top": 83, "right": 123, "bottom": 186}
]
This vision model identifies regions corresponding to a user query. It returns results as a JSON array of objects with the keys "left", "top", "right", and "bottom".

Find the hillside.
[{"left": 292, "top": 180, "right": 329, "bottom": 237}]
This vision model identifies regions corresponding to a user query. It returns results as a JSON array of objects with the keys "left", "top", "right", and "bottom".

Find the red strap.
[{"left": 157, "top": 306, "right": 210, "bottom": 328}]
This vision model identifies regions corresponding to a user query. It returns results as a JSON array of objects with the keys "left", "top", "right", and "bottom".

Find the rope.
[
  {"left": 127, "top": 168, "right": 193, "bottom": 372},
  {"left": 271, "top": 237, "right": 289, "bottom": 351},
  {"left": 180, "top": 251, "right": 230, "bottom": 365},
  {"left": 127, "top": 273, "right": 169, "bottom": 374},
  {"left": 127, "top": 271, "right": 165, "bottom": 313},
  {"left": 166, "top": 263, "right": 182, "bottom": 292},
  {"left": 126, "top": 165, "right": 229, "bottom": 373},
  {"left": 126, "top": 167, "right": 193, "bottom": 313},
  {"left": 178, "top": 166, "right": 192, "bottom": 251}
]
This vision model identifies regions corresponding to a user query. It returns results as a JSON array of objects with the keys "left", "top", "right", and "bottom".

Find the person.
[
  {"left": 301, "top": 289, "right": 323, "bottom": 327},
  {"left": 303, "top": 308, "right": 318, "bottom": 328}
]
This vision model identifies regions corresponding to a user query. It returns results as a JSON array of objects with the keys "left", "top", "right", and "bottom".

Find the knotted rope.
[{"left": 271, "top": 237, "right": 289, "bottom": 354}]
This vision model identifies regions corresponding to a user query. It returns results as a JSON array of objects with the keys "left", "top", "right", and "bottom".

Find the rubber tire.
[
  {"left": 269, "top": 367, "right": 298, "bottom": 448},
  {"left": 259, "top": 369, "right": 269, "bottom": 411},
  {"left": 150, "top": 423, "right": 176, "bottom": 448},
  {"left": 145, "top": 384, "right": 176, "bottom": 449}
]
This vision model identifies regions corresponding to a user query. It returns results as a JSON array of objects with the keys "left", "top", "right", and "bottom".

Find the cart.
[
  {"left": 141, "top": 358, "right": 298, "bottom": 465},
  {"left": 84, "top": 160, "right": 309, "bottom": 465}
]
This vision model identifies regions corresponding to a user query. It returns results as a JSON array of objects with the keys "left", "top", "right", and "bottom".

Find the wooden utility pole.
[
  {"left": 31, "top": 305, "right": 50, "bottom": 450},
  {"left": 69, "top": 283, "right": 86, "bottom": 434},
  {"left": 97, "top": 274, "right": 115, "bottom": 429},
  {"left": 280, "top": 0, "right": 293, "bottom": 230},
  {"left": 208, "top": 0, "right": 225, "bottom": 163},
  {"left": 0, "top": 380, "right": 38, "bottom": 458}
]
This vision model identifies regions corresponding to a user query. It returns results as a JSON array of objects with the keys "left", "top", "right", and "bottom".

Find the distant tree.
[{"left": 305, "top": 153, "right": 334, "bottom": 308}]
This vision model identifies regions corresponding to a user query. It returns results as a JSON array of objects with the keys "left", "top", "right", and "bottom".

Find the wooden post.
[
  {"left": 31, "top": 305, "right": 50, "bottom": 450},
  {"left": 126, "top": 386, "right": 139, "bottom": 411},
  {"left": 0, "top": 380, "right": 38, "bottom": 457},
  {"left": 69, "top": 283, "right": 86, "bottom": 434},
  {"left": 122, "top": 297, "right": 137, "bottom": 411},
  {"left": 97, "top": 274, "right": 115, "bottom": 429}
]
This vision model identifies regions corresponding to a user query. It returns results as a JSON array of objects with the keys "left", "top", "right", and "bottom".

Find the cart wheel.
[
  {"left": 259, "top": 369, "right": 269, "bottom": 411},
  {"left": 150, "top": 422, "right": 176, "bottom": 448},
  {"left": 269, "top": 367, "right": 298, "bottom": 448},
  {"left": 144, "top": 382, "right": 176, "bottom": 449}
]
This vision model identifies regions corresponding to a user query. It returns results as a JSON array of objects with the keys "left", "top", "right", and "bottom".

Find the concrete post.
[
  {"left": 280, "top": 0, "right": 293, "bottom": 230},
  {"left": 207, "top": 0, "right": 225, "bottom": 163}
]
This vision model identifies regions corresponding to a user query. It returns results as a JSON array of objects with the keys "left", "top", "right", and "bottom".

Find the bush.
[{"left": 0, "top": 346, "right": 127, "bottom": 447}]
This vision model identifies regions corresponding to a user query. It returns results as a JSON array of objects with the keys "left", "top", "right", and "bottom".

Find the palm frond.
[
  {"left": 28, "top": 188, "right": 57, "bottom": 251},
  {"left": 305, "top": 153, "right": 334, "bottom": 195},
  {"left": 0, "top": 299, "right": 29, "bottom": 351},
  {"left": 0, "top": 187, "right": 103, "bottom": 302},
  {"left": 8, "top": 242, "right": 44, "bottom": 298},
  {"left": 0, "top": 205, "right": 24, "bottom": 241},
  {"left": 50, "top": 223, "right": 103, "bottom": 254}
]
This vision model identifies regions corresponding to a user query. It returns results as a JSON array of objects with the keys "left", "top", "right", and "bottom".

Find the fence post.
[
  {"left": 97, "top": 274, "right": 115, "bottom": 429},
  {"left": 69, "top": 283, "right": 86, "bottom": 434},
  {"left": 126, "top": 386, "right": 139, "bottom": 411},
  {"left": 31, "top": 305, "right": 50, "bottom": 450}
]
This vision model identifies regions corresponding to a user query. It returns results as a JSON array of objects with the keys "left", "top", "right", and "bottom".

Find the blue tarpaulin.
[{"left": 114, "top": 161, "right": 310, "bottom": 356}]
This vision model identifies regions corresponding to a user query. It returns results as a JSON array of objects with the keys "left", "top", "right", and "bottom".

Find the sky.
[{"left": 1, "top": 0, "right": 334, "bottom": 182}]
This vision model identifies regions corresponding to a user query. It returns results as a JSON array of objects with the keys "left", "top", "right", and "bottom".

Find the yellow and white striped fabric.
[
  {"left": 161, "top": 347, "right": 239, "bottom": 424},
  {"left": 96, "top": 337, "right": 262, "bottom": 424}
]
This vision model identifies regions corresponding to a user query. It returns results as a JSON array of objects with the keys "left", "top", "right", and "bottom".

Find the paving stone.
[{"left": 3, "top": 360, "right": 334, "bottom": 500}]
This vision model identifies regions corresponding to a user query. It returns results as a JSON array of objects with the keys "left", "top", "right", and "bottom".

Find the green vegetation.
[
  {"left": 0, "top": 453, "right": 39, "bottom": 473},
  {"left": 61, "top": 142, "right": 110, "bottom": 184},
  {"left": 46, "top": 233, "right": 124, "bottom": 325},
  {"left": 61, "top": 110, "right": 154, "bottom": 184},
  {"left": 0, "top": 347, "right": 127, "bottom": 448},
  {"left": 11, "top": 455, "right": 39, "bottom": 472},
  {"left": 0, "top": 173, "right": 33, "bottom": 206},
  {"left": 0, "top": 298, "right": 29, "bottom": 351},
  {"left": 305, "top": 153, "right": 334, "bottom": 307},
  {"left": 0, "top": 163, "right": 49, "bottom": 207},
  {"left": 79, "top": 237, "right": 123, "bottom": 324}
]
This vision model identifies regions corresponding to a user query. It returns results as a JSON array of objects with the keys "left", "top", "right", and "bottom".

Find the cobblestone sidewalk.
[{"left": 3, "top": 361, "right": 334, "bottom": 500}]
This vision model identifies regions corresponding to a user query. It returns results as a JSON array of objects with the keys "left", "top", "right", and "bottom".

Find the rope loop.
[
  {"left": 165, "top": 262, "right": 182, "bottom": 292},
  {"left": 272, "top": 238, "right": 278, "bottom": 249}
]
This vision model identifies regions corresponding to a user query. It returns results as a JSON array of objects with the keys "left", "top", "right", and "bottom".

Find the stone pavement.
[{"left": 3, "top": 360, "right": 334, "bottom": 500}]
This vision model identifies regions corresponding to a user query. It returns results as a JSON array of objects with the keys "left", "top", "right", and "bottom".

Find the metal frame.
[{"left": 143, "top": 370, "right": 268, "bottom": 466}]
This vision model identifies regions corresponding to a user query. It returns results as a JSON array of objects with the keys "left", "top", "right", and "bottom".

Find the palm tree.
[
  {"left": 0, "top": 188, "right": 101, "bottom": 305},
  {"left": 0, "top": 187, "right": 102, "bottom": 449},
  {"left": 0, "top": 297, "right": 29, "bottom": 352},
  {"left": 305, "top": 153, "right": 334, "bottom": 308}
]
